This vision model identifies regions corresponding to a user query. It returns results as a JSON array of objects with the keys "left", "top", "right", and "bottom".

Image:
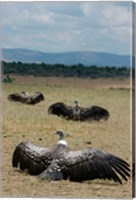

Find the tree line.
[{"left": 2, "top": 61, "right": 130, "bottom": 78}]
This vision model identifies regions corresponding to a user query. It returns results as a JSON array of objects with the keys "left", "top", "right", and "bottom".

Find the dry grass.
[{"left": 1, "top": 76, "right": 132, "bottom": 198}]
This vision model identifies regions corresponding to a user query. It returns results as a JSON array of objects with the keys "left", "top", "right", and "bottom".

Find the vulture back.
[{"left": 26, "top": 92, "right": 45, "bottom": 105}]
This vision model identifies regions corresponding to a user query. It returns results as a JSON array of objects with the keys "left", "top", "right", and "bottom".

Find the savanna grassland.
[{"left": 1, "top": 76, "right": 132, "bottom": 198}]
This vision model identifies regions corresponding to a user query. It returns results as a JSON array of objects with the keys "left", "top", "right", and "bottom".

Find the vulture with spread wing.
[
  {"left": 48, "top": 100, "right": 110, "bottom": 121},
  {"left": 12, "top": 130, "right": 130, "bottom": 184},
  {"left": 8, "top": 91, "right": 44, "bottom": 105}
]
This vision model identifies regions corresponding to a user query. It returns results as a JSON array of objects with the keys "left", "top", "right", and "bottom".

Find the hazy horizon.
[{"left": 2, "top": 47, "right": 131, "bottom": 56}]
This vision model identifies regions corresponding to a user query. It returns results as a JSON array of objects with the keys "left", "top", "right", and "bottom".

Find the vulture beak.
[{"left": 54, "top": 130, "right": 59, "bottom": 135}]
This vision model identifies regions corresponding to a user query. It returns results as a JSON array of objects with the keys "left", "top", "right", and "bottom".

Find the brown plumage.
[
  {"left": 12, "top": 130, "right": 130, "bottom": 184},
  {"left": 48, "top": 100, "right": 110, "bottom": 121},
  {"left": 8, "top": 91, "right": 44, "bottom": 105}
]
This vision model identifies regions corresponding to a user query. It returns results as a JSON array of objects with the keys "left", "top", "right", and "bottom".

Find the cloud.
[
  {"left": 1, "top": 1, "right": 132, "bottom": 54},
  {"left": 101, "top": 4, "right": 131, "bottom": 27}
]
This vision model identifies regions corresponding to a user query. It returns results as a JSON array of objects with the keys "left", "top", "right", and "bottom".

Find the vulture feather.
[
  {"left": 8, "top": 91, "right": 44, "bottom": 105},
  {"left": 48, "top": 101, "right": 110, "bottom": 121},
  {"left": 12, "top": 130, "right": 130, "bottom": 184}
]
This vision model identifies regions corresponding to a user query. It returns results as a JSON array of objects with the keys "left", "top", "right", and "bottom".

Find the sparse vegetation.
[
  {"left": 2, "top": 76, "right": 132, "bottom": 198},
  {"left": 2, "top": 74, "right": 15, "bottom": 83}
]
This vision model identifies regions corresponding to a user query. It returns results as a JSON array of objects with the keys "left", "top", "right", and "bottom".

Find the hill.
[{"left": 2, "top": 48, "right": 130, "bottom": 67}]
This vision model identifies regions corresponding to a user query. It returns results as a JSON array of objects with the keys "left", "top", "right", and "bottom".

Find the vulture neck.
[
  {"left": 73, "top": 100, "right": 80, "bottom": 120},
  {"left": 74, "top": 100, "right": 79, "bottom": 111},
  {"left": 21, "top": 91, "right": 28, "bottom": 97},
  {"left": 57, "top": 134, "right": 68, "bottom": 146}
]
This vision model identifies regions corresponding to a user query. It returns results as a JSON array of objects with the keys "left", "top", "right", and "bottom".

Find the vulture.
[
  {"left": 8, "top": 91, "right": 44, "bottom": 105},
  {"left": 48, "top": 100, "right": 110, "bottom": 121},
  {"left": 12, "top": 130, "right": 130, "bottom": 184}
]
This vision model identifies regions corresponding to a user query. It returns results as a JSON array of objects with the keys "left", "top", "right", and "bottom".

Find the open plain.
[{"left": 1, "top": 76, "right": 132, "bottom": 198}]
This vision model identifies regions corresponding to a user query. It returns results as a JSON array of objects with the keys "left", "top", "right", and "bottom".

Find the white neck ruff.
[{"left": 58, "top": 140, "right": 68, "bottom": 146}]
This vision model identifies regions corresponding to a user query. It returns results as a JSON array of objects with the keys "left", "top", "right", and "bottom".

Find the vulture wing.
[
  {"left": 63, "top": 148, "right": 130, "bottom": 184},
  {"left": 12, "top": 141, "right": 56, "bottom": 175},
  {"left": 30, "top": 92, "right": 45, "bottom": 105},
  {"left": 8, "top": 93, "right": 26, "bottom": 103},
  {"left": 80, "top": 105, "right": 110, "bottom": 121},
  {"left": 41, "top": 147, "right": 130, "bottom": 184},
  {"left": 48, "top": 102, "right": 73, "bottom": 119}
]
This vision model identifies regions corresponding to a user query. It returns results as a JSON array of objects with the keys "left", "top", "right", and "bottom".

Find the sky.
[{"left": 1, "top": 1, "right": 133, "bottom": 55}]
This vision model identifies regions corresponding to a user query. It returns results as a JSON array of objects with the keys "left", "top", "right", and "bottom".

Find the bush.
[{"left": 2, "top": 75, "right": 15, "bottom": 83}]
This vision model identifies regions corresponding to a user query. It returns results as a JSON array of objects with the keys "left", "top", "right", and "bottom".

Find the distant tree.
[{"left": 2, "top": 61, "right": 130, "bottom": 78}]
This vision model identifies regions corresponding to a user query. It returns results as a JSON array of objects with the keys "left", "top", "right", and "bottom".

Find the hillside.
[{"left": 2, "top": 48, "right": 130, "bottom": 67}]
